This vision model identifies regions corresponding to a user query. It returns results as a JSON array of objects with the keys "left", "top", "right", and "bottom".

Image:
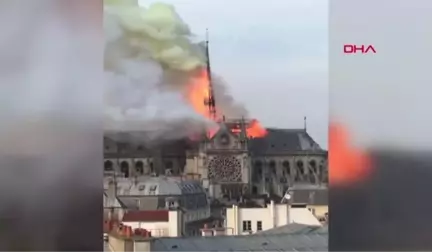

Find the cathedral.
[
  {"left": 103, "top": 117, "right": 328, "bottom": 200},
  {"left": 103, "top": 35, "right": 327, "bottom": 201}
]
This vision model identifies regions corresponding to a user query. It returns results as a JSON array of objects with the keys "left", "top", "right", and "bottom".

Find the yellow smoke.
[{"left": 104, "top": 0, "right": 204, "bottom": 72}]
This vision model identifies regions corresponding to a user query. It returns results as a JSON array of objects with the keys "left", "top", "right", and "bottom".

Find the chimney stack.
[{"left": 201, "top": 224, "right": 213, "bottom": 237}]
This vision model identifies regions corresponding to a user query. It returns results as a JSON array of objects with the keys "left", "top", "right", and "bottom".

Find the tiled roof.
[
  {"left": 255, "top": 223, "right": 326, "bottom": 235},
  {"left": 106, "top": 177, "right": 205, "bottom": 196},
  {"left": 249, "top": 128, "right": 325, "bottom": 155},
  {"left": 104, "top": 127, "right": 326, "bottom": 156},
  {"left": 150, "top": 230, "right": 328, "bottom": 251},
  {"left": 122, "top": 210, "right": 169, "bottom": 222}
]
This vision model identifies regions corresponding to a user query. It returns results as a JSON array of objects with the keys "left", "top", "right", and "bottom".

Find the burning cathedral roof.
[{"left": 104, "top": 125, "right": 325, "bottom": 156}]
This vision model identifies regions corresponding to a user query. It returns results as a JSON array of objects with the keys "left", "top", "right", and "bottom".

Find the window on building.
[
  {"left": 257, "top": 221, "right": 262, "bottom": 231},
  {"left": 308, "top": 208, "right": 316, "bottom": 215},
  {"left": 242, "top": 220, "right": 252, "bottom": 231},
  {"left": 148, "top": 185, "right": 157, "bottom": 195}
]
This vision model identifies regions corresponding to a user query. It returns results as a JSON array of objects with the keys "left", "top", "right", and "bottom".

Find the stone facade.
[{"left": 103, "top": 119, "right": 328, "bottom": 200}]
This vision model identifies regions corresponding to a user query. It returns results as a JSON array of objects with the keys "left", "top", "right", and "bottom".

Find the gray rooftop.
[
  {"left": 104, "top": 127, "right": 326, "bottom": 156},
  {"left": 249, "top": 128, "right": 325, "bottom": 155},
  {"left": 256, "top": 223, "right": 327, "bottom": 236},
  {"left": 148, "top": 224, "right": 328, "bottom": 251},
  {"left": 104, "top": 177, "right": 205, "bottom": 196},
  {"left": 150, "top": 234, "right": 327, "bottom": 251},
  {"left": 104, "top": 224, "right": 327, "bottom": 252}
]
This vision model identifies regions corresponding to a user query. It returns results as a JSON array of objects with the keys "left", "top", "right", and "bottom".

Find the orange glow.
[
  {"left": 185, "top": 68, "right": 267, "bottom": 139},
  {"left": 246, "top": 119, "right": 268, "bottom": 138},
  {"left": 329, "top": 122, "right": 372, "bottom": 186},
  {"left": 185, "top": 70, "right": 212, "bottom": 119},
  {"left": 207, "top": 127, "right": 219, "bottom": 139}
]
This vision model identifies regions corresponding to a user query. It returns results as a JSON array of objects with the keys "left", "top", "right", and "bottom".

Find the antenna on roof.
[{"left": 304, "top": 116, "right": 307, "bottom": 132}]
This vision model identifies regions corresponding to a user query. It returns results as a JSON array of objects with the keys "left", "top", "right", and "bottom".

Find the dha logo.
[{"left": 344, "top": 44, "right": 376, "bottom": 54}]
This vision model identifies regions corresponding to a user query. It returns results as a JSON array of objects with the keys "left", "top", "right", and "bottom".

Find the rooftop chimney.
[{"left": 201, "top": 224, "right": 213, "bottom": 237}]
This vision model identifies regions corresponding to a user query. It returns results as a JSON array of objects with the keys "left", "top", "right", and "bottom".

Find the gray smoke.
[
  {"left": 212, "top": 75, "right": 249, "bottom": 119},
  {"left": 104, "top": 0, "right": 249, "bottom": 144}
]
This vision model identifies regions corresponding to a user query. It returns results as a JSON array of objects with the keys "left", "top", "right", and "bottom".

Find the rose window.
[{"left": 208, "top": 156, "right": 242, "bottom": 182}]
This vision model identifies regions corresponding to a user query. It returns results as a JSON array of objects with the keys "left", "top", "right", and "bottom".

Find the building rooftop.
[
  {"left": 249, "top": 128, "right": 325, "bottom": 155},
  {"left": 256, "top": 223, "right": 327, "bottom": 236},
  {"left": 151, "top": 233, "right": 327, "bottom": 251},
  {"left": 104, "top": 127, "right": 327, "bottom": 156},
  {"left": 105, "top": 223, "right": 328, "bottom": 251},
  {"left": 104, "top": 177, "right": 205, "bottom": 196}
]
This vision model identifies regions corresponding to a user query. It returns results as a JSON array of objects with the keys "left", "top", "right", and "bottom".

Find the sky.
[{"left": 139, "top": 0, "right": 328, "bottom": 148}]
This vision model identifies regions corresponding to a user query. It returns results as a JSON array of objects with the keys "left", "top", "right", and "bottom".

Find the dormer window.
[{"left": 148, "top": 185, "right": 157, "bottom": 195}]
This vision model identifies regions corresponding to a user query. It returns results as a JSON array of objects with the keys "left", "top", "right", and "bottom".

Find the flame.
[
  {"left": 246, "top": 119, "right": 267, "bottom": 138},
  {"left": 329, "top": 122, "right": 372, "bottom": 186},
  {"left": 185, "top": 68, "right": 267, "bottom": 139},
  {"left": 185, "top": 70, "right": 212, "bottom": 119}
]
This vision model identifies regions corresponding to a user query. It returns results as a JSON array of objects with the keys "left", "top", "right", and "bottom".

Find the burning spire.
[
  {"left": 184, "top": 30, "right": 268, "bottom": 140},
  {"left": 203, "top": 29, "right": 217, "bottom": 121}
]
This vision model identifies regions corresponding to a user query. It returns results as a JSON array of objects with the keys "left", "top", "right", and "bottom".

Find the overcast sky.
[{"left": 139, "top": 0, "right": 328, "bottom": 148}]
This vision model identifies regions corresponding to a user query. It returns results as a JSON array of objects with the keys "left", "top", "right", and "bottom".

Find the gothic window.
[
  {"left": 308, "top": 160, "right": 317, "bottom": 183},
  {"left": 120, "top": 161, "right": 129, "bottom": 178},
  {"left": 255, "top": 161, "right": 262, "bottom": 176},
  {"left": 309, "top": 160, "right": 317, "bottom": 174},
  {"left": 269, "top": 160, "right": 276, "bottom": 174},
  {"left": 254, "top": 161, "right": 262, "bottom": 182},
  {"left": 282, "top": 161, "right": 290, "bottom": 175},
  {"left": 207, "top": 156, "right": 242, "bottom": 182},
  {"left": 104, "top": 160, "right": 113, "bottom": 171},
  {"left": 295, "top": 160, "right": 304, "bottom": 182},
  {"left": 135, "top": 161, "right": 144, "bottom": 175},
  {"left": 297, "top": 160, "right": 305, "bottom": 174},
  {"left": 319, "top": 160, "right": 328, "bottom": 183},
  {"left": 149, "top": 162, "right": 154, "bottom": 173},
  {"left": 321, "top": 163, "right": 329, "bottom": 183}
]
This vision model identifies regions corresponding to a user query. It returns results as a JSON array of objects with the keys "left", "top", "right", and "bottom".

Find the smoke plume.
[{"left": 104, "top": 0, "right": 248, "bottom": 143}]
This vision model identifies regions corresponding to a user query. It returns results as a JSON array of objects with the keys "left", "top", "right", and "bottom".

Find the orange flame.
[
  {"left": 185, "top": 68, "right": 267, "bottom": 139},
  {"left": 246, "top": 119, "right": 267, "bottom": 138},
  {"left": 329, "top": 122, "right": 372, "bottom": 186},
  {"left": 185, "top": 70, "right": 212, "bottom": 119}
]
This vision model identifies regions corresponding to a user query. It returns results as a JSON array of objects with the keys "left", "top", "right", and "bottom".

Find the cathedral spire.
[{"left": 203, "top": 28, "right": 217, "bottom": 121}]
